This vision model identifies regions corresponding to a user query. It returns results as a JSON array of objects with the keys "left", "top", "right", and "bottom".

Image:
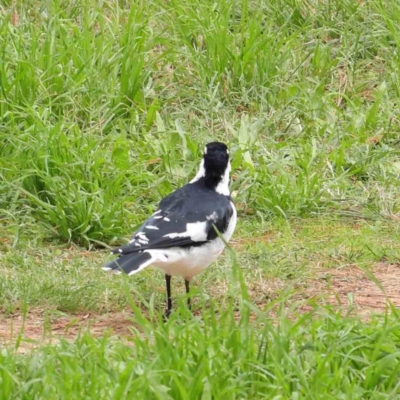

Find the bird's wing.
[{"left": 111, "top": 187, "right": 233, "bottom": 255}]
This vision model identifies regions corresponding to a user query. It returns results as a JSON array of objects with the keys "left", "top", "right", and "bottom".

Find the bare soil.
[
  {"left": 301, "top": 262, "right": 400, "bottom": 315},
  {"left": 1, "top": 262, "right": 399, "bottom": 352},
  {"left": 0, "top": 311, "right": 134, "bottom": 353}
]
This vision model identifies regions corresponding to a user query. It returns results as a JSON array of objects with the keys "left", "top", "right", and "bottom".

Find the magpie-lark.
[{"left": 102, "top": 142, "right": 237, "bottom": 316}]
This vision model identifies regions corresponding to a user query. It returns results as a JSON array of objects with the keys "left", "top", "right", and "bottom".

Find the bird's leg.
[
  {"left": 185, "top": 279, "right": 191, "bottom": 311},
  {"left": 165, "top": 274, "right": 172, "bottom": 318}
]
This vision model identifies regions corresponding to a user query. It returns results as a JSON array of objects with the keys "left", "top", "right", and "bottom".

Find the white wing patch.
[
  {"left": 164, "top": 217, "right": 170, "bottom": 222},
  {"left": 206, "top": 211, "right": 218, "bottom": 222},
  {"left": 163, "top": 221, "right": 208, "bottom": 242},
  {"left": 146, "top": 225, "right": 159, "bottom": 230},
  {"left": 136, "top": 232, "right": 149, "bottom": 244},
  {"left": 129, "top": 238, "right": 142, "bottom": 247},
  {"left": 127, "top": 252, "right": 155, "bottom": 276}
]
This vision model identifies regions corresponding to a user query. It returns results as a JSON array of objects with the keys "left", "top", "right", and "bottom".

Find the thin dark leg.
[
  {"left": 165, "top": 274, "right": 172, "bottom": 317},
  {"left": 185, "top": 279, "right": 191, "bottom": 310}
]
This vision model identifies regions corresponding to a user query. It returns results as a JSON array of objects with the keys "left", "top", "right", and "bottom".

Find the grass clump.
[
  {"left": 1, "top": 302, "right": 400, "bottom": 399},
  {"left": 1, "top": 0, "right": 400, "bottom": 245}
]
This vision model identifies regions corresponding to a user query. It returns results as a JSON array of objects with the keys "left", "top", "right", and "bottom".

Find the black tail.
[{"left": 102, "top": 251, "right": 152, "bottom": 275}]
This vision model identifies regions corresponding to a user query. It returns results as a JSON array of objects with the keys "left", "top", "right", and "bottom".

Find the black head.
[
  {"left": 190, "top": 141, "right": 231, "bottom": 194},
  {"left": 203, "top": 142, "right": 229, "bottom": 175}
]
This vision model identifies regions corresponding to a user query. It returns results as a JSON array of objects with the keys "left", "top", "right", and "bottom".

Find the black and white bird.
[{"left": 102, "top": 142, "right": 237, "bottom": 316}]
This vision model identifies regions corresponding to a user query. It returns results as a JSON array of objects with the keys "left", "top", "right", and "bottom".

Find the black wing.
[{"left": 111, "top": 183, "right": 233, "bottom": 255}]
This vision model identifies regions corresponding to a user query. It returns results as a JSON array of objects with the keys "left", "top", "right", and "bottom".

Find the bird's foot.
[{"left": 163, "top": 308, "right": 171, "bottom": 321}]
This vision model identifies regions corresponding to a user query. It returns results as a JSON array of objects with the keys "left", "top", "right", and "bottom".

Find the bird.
[{"left": 102, "top": 142, "right": 237, "bottom": 316}]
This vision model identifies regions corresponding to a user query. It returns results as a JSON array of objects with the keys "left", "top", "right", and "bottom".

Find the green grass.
[
  {"left": 2, "top": 302, "right": 400, "bottom": 399},
  {"left": 1, "top": 0, "right": 400, "bottom": 397}
]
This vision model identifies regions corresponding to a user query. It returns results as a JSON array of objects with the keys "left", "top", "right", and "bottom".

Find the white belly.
[{"left": 148, "top": 202, "right": 237, "bottom": 280}]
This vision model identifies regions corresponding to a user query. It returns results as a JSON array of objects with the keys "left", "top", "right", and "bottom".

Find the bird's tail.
[{"left": 102, "top": 250, "right": 153, "bottom": 275}]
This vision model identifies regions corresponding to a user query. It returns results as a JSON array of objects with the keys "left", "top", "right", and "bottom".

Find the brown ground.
[
  {"left": 0, "top": 311, "right": 134, "bottom": 353},
  {"left": 1, "top": 262, "right": 399, "bottom": 352},
  {"left": 301, "top": 262, "right": 400, "bottom": 315}
]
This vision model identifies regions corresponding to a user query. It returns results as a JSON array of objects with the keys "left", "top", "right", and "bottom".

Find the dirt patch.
[
  {"left": 1, "top": 263, "right": 399, "bottom": 351},
  {"left": 0, "top": 311, "right": 135, "bottom": 352},
  {"left": 244, "top": 262, "right": 400, "bottom": 318},
  {"left": 300, "top": 262, "right": 400, "bottom": 315}
]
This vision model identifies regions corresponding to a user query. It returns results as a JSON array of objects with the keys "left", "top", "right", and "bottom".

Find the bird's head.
[
  {"left": 203, "top": 142, "right": 230, "bottom": 176},
  {"left": 190, "top": 142, "right": 231, "bottom": 196}
]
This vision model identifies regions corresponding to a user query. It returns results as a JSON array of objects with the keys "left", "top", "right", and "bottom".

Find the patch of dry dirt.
[
  {"left": 0, "top": 311, "right": 134, "bottom": 352},
  {"left": 1, "top": 263, "right": 399, "bottom": 351},
  {"left": 299, "top": 262, "right": 400, "bottom": 315}
]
